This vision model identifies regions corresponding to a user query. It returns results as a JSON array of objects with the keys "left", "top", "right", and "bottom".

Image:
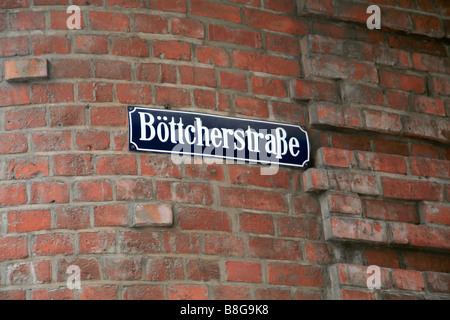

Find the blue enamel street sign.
[{"left": 128, "top": 106, "right": 310, "bottom": 168}]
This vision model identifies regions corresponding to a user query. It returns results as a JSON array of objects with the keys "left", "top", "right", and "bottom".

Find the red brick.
[
  {"left": 233, "top": 50, "right": 301, "bottom": 77},
  {"left": 90, "top": 11, "right": 130, "bottom": 32},
  {"left": 410, "top": 14, "right": 442, "bottom": 37},
  {"left": 5, "top": 59, "right": 48, "bottom": 82},
  {"left": 403, "top": 252, "right": 450, "bottom": 273},
  {"left": 6, "top": 157, "right": 49, "bottom": 179},
  {"left": 0, "top": 236, "right": 28, "bottom": 261},
  {"left": 391, "top": 223, "right": 450, "bottom": 249},
  {"left": 255, "top": 288, "right": 291, "bottom": 300},
  {"left": 341, "top": 82, "right": 384, "bottom": 106},
  {"left": 116, "top": 180, "right": 153, "bottom": 201},
  {"left": 78, "top": 82, "right": 113, "bottom": 102},
  {"left": 78, "top": 231, "right": 115, "bottom": 254},
  {"left": 411, "top": 157, "right": 449, "bottom": 179},
  {"left": 54, "top": 207, "right": 90, "bottom": 230},
  {"left": 75, "top": 35, "right": 108, "bottom": 54},
  {"left": 332, "top": 133, "right": 371, "bottom": 152},
  {"left": 8, "top": 210, "right": 51, "bottom": 233},
  {"left": 32, "top": 131, "right": 71, "bottom": 152},
  {"left": 341, "top": 290, "right": 375, "bottom": 300},
  {"left": 292, "top": 193, "right": 321, "bottom": 215},
  {"left": 265, "top": 0, "right": 294, "bottom": 13},
  {"left": 272, "top": 101, "right": 306, "bottom": 124},
  {"left": 96, "top": 155, "right": 137, "bottom": 176},
  {"left": 94, "top": 205, "right": 129, "bottom": 227},
  {"left": 412, "top": 53, "right": 449, "bottom": 74},
  {"left": 111, "top": 37, "right": 148, "bottom": 57},
  {"left": 413, "top": 96, "right": 445, "bottom": 116},
  {"left": 148, "top": 0, "right": 186, "bottom": 12},
  {"left": 266, "top": 33, "right": 300, "bottom": 55},
  {"left": 154, "top": 41, "right": 191, "bottom": 61},
  {"left": 117, "top": 84, "right": 152, "bottom": 104},
  {"left": 392, "top": 269, "right": 424, "bottom": 291},
  {"left": 303, "top": 0, "right": 334, "bottom": 14},
  {"left": 54, "top": 154, "right": 94, "bottom": 176},
  {"left": 212, "top": 285, "right": 251, "bottom": 300},
  {"left": 278, "top": 217, "right": 320, "bottom": 239},
  {"left": 239, "top": 212, "right": 274, "bottom": 235},
  {"left": 10, "top": 12, "right": 45, "bottom": 30},
  {"left": 209, "top": 24, "right": 261, "bottom": 48},
  {"left": 178, "top": 207, "right": 231, "bottom": 232},
  {"left": 31, "top": 182, "right": 69, "bottom": 204},
  {"left": 374, "top": 138, "right": 409, "bottom": 156},
  {"left": 155, "top": 86, "right": 191, "bottom": 107},
  {"left": 79, "top": 286, "right": 118, "bottom": 300},
  {"left": 136, "top": 63, "right": 159, "bottom": 82},
  {"left": 303, "top": 169, "right": 379, "bottom": 195},
  {"left": 245, "top": 8, "right": 307, "bottom": 35},
  {"left": 6, "top": 260, "right": 51, "bottom": 285},
  {"left": 422, "top": 203, "right": 450, "bottom": 226},
  {"left": 226, "top": 261, "right": 262, "bottom": 283},
  {"left": 251, "top": 76, "right": 286, "bottom": 97},
  {"left": 326, "top": 192, "right": 362, "bottom": 215},
  {"left": 32, "top": 83, "right": 74, "bottom": 104},
  {"left": 144, "top": 257, "right": 183, "bottom": 280},
  {"left": 0, "top": 0, "right": 29, "bottom": 9},
  {"left": 90, "top": 106, "right": 128, "bottom": 126},
  {"left": 403, "top": 115, "right": 448, "bottom": 143},
  {"left": 294, "top": 79, "right": 338, "bottom": 102},
  {"left": 0, "top": 291, "right": 26, "bottom": 300},
  {"left": 94, "top": 60, "right": 131, "bottom": 80},
  {"left": 411, "top": 144, "right": 440, "bottom": 159},
  {"left": 102, "top": 257, "right": 142, "bottom": 281},
  {"left": 0, "top": 184, "right": 27, "bottom": 206},
  {"left": 134, "top": 13, "right": 168, "bottom": 33},
  {"left": 32, "top": 233, "right": 74, "bottom": 256},
  {"left": 304, "top": 57, "right": 378, "bottom": 83},
  {"left": 179, "top": 66, "right": 216, "bottom": 87},
  {"left": 157, "top": 181, "right": 213, "bottom": 204},
  {"left": 172, "top": 17, "right": 204, "bottom": 39},
  {"left": 191, "top": 0, "right": 241, "bottom": 23},
  {"left": 356, "top": 151, "right": 407, "bottom": 174},
  {"left": 0, "top": 85, "right": 31, "bottom": 107},
  {"left": 123, "top": 286, "right": 163, "bottom": 300},
  {"left": 134, "top": 203, "right": 172, "bottom": 227},
  {"left": 167, "top": 284, "right": 208, "bottom": 300},
  {"left": 31, "top": 289, "right": 73, "bottom": 300},
  {"left": 220, "top": 187, "right": 287, "bottom": 212},
  {"left": 197, "top": 46, "right": 230, "bottom": 67},
  {"left": 365, "top": 249, "right": 400, "bottom": 269},
  {"left": 317, "top": 148, "right": 355, "bottom": 168},
  {"left": 229, "top": 165, "right": 290, "bottom": 189},
  {"left": 141, "top": 155, "right": 182, "bottom": 178},
  {"left": 363, "top": 199, "right": 418, "bottom": 224},
  {"left": 73, "top": 180, "right": 113, "bottom": 202},
  {"left": 118, "top": 231, "right": 163, "bottom": 254},
  {"left": 309, "top": 103, "right": 361, "bottom": 129},
  {"left": 204, "top": 234, "right": 244, "bottom": 257},
  {"left": 426, "top": 272, "right": 450, "bottom": 293},
  {"left": 53, "top": 59, "right": 91, "bottom": 79},
  {"left": 106, "top": 0, "right": 145, "bottom": 8},
  {"left": 385, "top": 90, "right": 410, "bottom": 111},
  {"left": 382, "top": 177, "right": 443, "bottom": 201},
  {"left": 234, "top": 96, "right": 269, "bottom": 117},
  {"left": 379, "top": 69, "right": 426, "bottom": 93},
  {"left": 164, "top": 232, "right": 201, "bottom": 254},
  {"left": 193, "top": 87, "right": 216, "bottom": 108},
  {"left": 305, "top": 243, "right": 332, "bottom": 264},
  {"left": 186, "top": 259, "right": 220, "bottom": 281},
  {"left": 0, "top": 37, "right": 29, "bottom": 57},
  {"left": 268, "top": 263, "right": 325, "bottom": 286},
  {"left": 32, "top": 35, "right": 71, "bottom": 55},
  {"left": 248, "top": 237, "right": 302, "bottom": 260},
  {"left": 326, "top": 217, "right": 388, "bottom": 243},
  {"left": 337, "top": 263, "right": 391, "bottom": 288},
  {"left": 5, "top": 107, "right": 46, "bottom": 130},
  {"left": 161, "top": 64, "right": 177, "bottom": 83}
]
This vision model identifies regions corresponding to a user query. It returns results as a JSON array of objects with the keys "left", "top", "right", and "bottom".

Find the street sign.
[{"left": 128, "top": 106, "right": 310, "bottom": 168}]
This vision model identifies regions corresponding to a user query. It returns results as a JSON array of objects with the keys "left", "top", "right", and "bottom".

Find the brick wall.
[{"left": 0, "top": 0, "right": 448, "bottom": 300}]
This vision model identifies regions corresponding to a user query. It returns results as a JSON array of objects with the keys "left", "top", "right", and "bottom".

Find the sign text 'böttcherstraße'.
[{"left": 128, "top": 107, "right": 310, "bottom": 168}]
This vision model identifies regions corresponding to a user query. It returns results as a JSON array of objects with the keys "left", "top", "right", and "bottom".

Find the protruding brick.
[
  {"left": 5, "top": 59, "right": 48, "bottom": 82},
  {"left": 132, "top": 203, "right": 173, "bottom": 227}
]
